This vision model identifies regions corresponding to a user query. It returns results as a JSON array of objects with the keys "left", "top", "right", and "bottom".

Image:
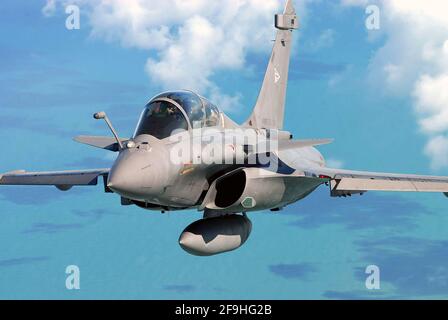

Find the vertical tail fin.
[{"left": 245, "top": 0, "right": 298, "bottom": 130}]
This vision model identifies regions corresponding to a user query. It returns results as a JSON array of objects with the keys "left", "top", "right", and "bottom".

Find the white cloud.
[
  {"left": 42, "top": 0, "right": 57, "bottom": 17},
  {"left": 415, "top": 74, "right": 448, "bottom": 135},
  {"left": 44, "top": 0, "right": 293, "bottom": 111},
  {"left": 341, "top": 0, "right": 448, "bottom": 170},
  {"left": 305, "top": 28, "right": 335, "bottom": 52},
  {"left": 366, "top": 2, "right": 448, "bottom": 94},
  {"left": 425, "top": 135, "right": 448, "bottom": 170}
]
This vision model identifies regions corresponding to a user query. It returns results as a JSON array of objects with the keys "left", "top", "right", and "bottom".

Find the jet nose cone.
[
  {"left": 107, "top": 150, "right": 148, "bottom": 198},
  {"left": 107, "top": 139, "right": 170, "bottom": 201},
  {"left": 107, "top": 173, "right": 131, "bottom": 193}
]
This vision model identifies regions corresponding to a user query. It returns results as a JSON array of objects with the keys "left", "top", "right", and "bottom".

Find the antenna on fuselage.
[{"left": 93, "top": 111, "right": 124, "bottom": 151}]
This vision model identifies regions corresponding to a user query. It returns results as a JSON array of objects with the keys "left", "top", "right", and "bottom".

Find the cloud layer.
[
  {"left": 359, "top": 1, "right": 448, "bottom": 170},
  {"left": 43, "top": 0, "right": 293, "bottom": 111}
]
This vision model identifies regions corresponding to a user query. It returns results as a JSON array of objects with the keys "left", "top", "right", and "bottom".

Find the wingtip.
[
  {"left": 0, "top": 170, "right": 26, "bottom": 182},
  {"left": 73, "top": 135, "right": 83, "bottom": 143},
  {"left": 316, "top": 138, "right": 334, "bottom": 145}
]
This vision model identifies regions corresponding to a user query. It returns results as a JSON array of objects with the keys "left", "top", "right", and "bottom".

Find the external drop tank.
[{"left": 178, "top": 214, "right": 252, "bottom": 256}]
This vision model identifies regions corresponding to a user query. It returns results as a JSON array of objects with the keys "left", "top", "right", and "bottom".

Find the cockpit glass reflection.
[
  {"left": 204, "top": 100, "right": 220, "bottom": 127},
  {"left": 155, "top": 91, "right": 205, "bottom": 129},
  {"left": 153, "top": 91, "right": 221, "bottom": 129},
  {"left": 134, "top": 91, "right": 222, "bottom": 139},
  {"left": 134, "top": 100, "right": 188, "bottom": 139}
]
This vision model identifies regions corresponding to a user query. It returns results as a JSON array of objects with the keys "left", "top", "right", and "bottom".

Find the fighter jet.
[{"left": 2, "top": 0, "right": 448, "bottom": 256}]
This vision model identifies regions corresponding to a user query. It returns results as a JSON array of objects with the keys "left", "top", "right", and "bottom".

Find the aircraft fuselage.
[{"left": 107, "top": 127, "right": 326, "bottom": 213}]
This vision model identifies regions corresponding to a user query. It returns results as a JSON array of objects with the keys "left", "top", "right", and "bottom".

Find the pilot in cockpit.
[{"left": 134, "top": 91, "right": 221, "bottom": 140}]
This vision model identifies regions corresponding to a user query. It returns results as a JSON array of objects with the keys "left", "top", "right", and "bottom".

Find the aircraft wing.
[
  {"left": 0, "top": 169, "right": 109, "bottom": 191},
  {"left": 74, "top": 136, "right": 128, "bottom": 152},
  {"left": 304, "top": 167, "right": 448, "bottom": 197},
  {"left": 278, "top": 139, "right": 333, "bottom": 150},
  {"left": 261, "top": 138, "right": 332, "bottom": 152},
  {"left": 247, "top": 139, "right": 333, "bottom": 155}
]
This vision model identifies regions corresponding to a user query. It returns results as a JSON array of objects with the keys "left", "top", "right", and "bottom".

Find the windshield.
[
  {"left": 154, "top": 91, "right": 204, "bottom": 128},
  {"left": 134, "top": 100, "right": 188, "bottom": 139},
  {"left": 153, "top": 91, "right": 221, "bottom": 129},
  {"left": 204, "top": 100, "right": 220, "bottom": 127},
  {"left": 134, "top": 91, "right": 221, "bottom": 139}
]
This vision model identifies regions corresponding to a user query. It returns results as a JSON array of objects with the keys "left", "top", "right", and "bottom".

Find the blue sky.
[{"left": 1, "top": 0, "right": 448, "bottom": 299}]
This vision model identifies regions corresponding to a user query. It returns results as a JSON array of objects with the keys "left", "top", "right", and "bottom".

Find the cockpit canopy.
[{"left": 134, "top": 91, "right": 221, "bottom": 139}]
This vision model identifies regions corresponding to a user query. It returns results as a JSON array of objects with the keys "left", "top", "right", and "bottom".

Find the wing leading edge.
[
  {"left": 304, "top": 167, "right": 448, "bottom": 197},
  {"left": 74, "top": 136, "right": 128, "bottom": 152},
  {"left": 0, "top": 169, "right": 109, "bottom": 191}
]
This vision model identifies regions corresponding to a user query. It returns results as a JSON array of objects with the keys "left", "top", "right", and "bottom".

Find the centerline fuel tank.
[{"left": 178, "top": 214, "right": 252, "bottom": 256}]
